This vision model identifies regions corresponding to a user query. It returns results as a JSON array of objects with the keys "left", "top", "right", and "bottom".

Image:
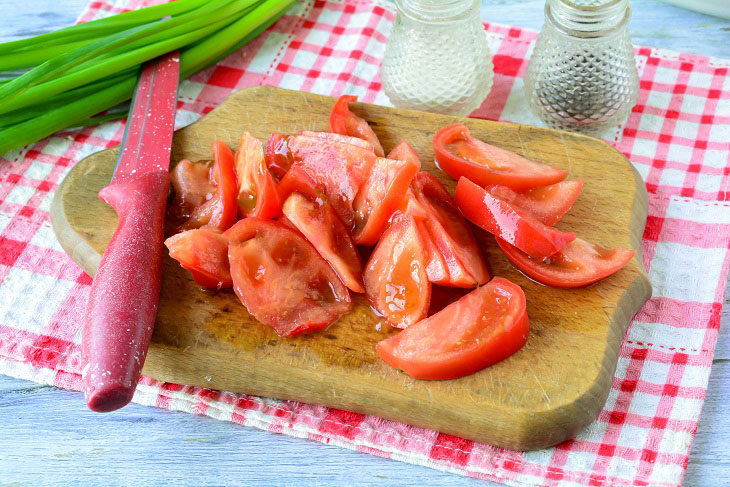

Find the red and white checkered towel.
[{"left": 2, "top": 1, "right": 729, "bottom": 485}]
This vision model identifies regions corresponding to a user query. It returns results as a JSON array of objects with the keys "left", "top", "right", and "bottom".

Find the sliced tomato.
[
  {"left": 225, "top": 218, "right": 351, "bottom": 337},
  {"left": 411, "top": 172, "right": 489, "bottom": 288},
  {"left": 352, "top": 156, "right": 420, "bottom": 245},
  {"left": 287, "top": 132, "right": 376, "bottom": 228},
  {"left": 376, "top": 277, "right": 529, "bottom": 380},
  {"left": 329, "top": 95, "right": 385, "bottom": 156},
  {"left": 387, "top": 139, "right": 420, "bottom": 165},
  {"left": 169, "top": 158, "right": 215, "bottom": 224},
  {"left": 282, "top": 193, "right": 364, "bottom": 293},
  {"left": 486, "top": 180, "right": 583, "bottom": 226},
  {"left": 276, "top": 164, "right": 323, "bottom": 203},
  {"left": 497, "top": 237, "right": 636, "bottom": 288},
  {"left": 299, "top": 131, "right": 374, "bottom": 150},
  {"left": 234, "top": 131, "right": 280, "bottom": 219},
  {"left": 363, "top": 216, "right": 430, "bottom": 329},
  {"left": 164, "top": 228, "right": 232, "bottom": 289},
  {"left": 177, "top": 141, "right": 238, "bottom": 232},
  {"left": 455, "top": 177, "right": 575, "bottom": 259},
  {"left": 264, "top": 133, "right": 291, "bottom": 182},
  {"left": 417, "top": 220, "right": 449, "bottom": 284},
  {"left": 433, "top": 124, "right": 568, "bottom": 190}
]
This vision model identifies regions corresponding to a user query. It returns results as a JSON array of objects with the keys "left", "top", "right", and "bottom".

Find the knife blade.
[{"left": 82, "top": 51, "right": 180, "bottom": 412}]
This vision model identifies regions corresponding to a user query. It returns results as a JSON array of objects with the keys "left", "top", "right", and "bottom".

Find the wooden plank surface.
[
  {"left": 51, "top": 86, "right": 651, "bottom": 451},
  {"left": 1, "top": 0, "right": 729, "bottom": 485}
]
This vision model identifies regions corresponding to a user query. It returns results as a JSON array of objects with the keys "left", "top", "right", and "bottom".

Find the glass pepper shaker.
[
  {"left": 381, "top": 0, "right": 493, "bottom": 117},
  {"left": 524, "top": 0, "right": 639, "bottom": 135}
]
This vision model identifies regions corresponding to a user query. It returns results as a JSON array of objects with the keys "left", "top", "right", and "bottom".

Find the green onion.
[{"left": 0, "top": 0, "right": 295, "bottom": 155}]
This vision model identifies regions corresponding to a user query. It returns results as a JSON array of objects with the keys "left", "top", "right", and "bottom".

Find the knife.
[{"left": 82, "top": 51, "right": 180, "bottom": 412}]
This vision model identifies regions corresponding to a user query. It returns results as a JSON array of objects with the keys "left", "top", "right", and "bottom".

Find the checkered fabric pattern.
[{"left": 1, "top": 1, "right": 730, "bottom": 485}]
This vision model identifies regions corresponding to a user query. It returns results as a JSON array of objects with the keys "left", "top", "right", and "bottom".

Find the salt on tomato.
[
  {"left": 485, "top": 180, "right": 584, "bottom": 226},
  {"left": 282, "top": 192, "right": 365, "bottom": 293},
  {"left": 352, "top": 156, "right": 420, "bottom": 246},
  {"left": 363, "top": 216, "right": 430, "bottom": 329},
  {"left": 433, "top": 124, "right": 568, "bottom": 190},
  {"left": 286, "top": 132, "right": 377, "bottom": 229},
  {"left": 164, "top": 228, "right": 232, "bottom": 289},
  {"left": 496, "top": 237, "right": 636, "bottom": 288},
  {"left": 175, "top": 141, "right": 238, "bottom": 232},
  {"left": 411, "top": 172, "right": 489, "bottom": 288},
  {"left": 234, "top": 131, "right": 280, "bottom": 219},
  {"left": 225, "top": 218, "right": 351, "bottom": 337},
  {"left": 376, "top": 277, "right": 529, "bottom": 380},
  {"left": 455, "top": 177, "right": 575, "bottom": 259},
  {"left": 329, "top": 95, "right": 385, "bottom": 157}
]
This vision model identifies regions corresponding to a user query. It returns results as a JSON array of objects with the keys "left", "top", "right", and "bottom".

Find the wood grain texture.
[
  {"left": 50, "top": 87, "right": 651, "bottom": 451},
  {"left": 2, "top": 1, "right": 728, "bottom": 485}
]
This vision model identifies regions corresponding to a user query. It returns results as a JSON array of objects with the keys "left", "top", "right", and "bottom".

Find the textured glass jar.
[
  {"left": 524, "top": 0, "right": 639, "bottom": 134},
  {"left": 381, "top": 0, "right": 493, "bottom": 117}
]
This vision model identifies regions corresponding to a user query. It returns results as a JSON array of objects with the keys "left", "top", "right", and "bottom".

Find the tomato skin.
[
  {"left": 455, "top": 177, "right": 575, "bottom": 259},
  {"left": 352, "top": 156, "right": 420, "bottom": 246},
  {"left": 206, "top": 140, "right": 239, "bottom": 230},
  {"left": 164, "top": 228, "right": 232, "bottom": 289},
  {"left": 287, "top": 133, "right": 377, "bottom": 229},
  {"left": 364, "top": 216, "right": 431, "bottom": 329},
  {"left": 282, "top": 192, "right": 365, "bottom": 293},
  {"left": 485, "top": 180, "right": 584, "bottom": 226},
  {"left": 412, "top": 172, "right": 489, "bottom": 288},
  {"left": 497, "top": 237, "right": 636, "bottom": 288},
  {"left": 234, "top": 132, "right": 280, "bottom": 219},
  {"left": 329, "top": 95, "right": 385, "bottom": 157},
  {"left": 376, "top": 277, "right": 529, "bottom": 380},
  {"left": 433, "top": 124, "right": 568, "bottom": 190},
  {"left": 225, "top": 218, "right": 351, "bottom": 337}
]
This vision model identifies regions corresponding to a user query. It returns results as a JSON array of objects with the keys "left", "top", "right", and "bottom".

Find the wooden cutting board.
[{"left": 51, "top": 86, "right": 651, "bottom": 451}]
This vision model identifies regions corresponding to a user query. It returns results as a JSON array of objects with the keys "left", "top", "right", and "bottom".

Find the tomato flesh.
[
  {"left": 169, "top": 159, "right": 215, "bottom": 224},
  {"left": 364, "top": 216, "right": 430, "bottom": 329},
  {"left": 329, "top": 95, "right": 385, "bottom": 156},
  {"left": 353, "top": 156, "right": 420, "bottom": 245},
  {"left": 225, "top": 218, "right": 351, "bottom": 336},
  {"left": 265, "top": 133, "right": 291, "bottom": 182},
  {"left": 282, "top": 192, "right": 364, "bottom": 293},
  {"left": 485, "top": 180, "right": 583, "bottom": 226},
  {"left": 412, "top": 172, "right": 489, "bottom": 287},
  {"left": 387, "top": 139, "right": 420, "bottom": 165},
  {"left": 455, "top": 177, "right": 575, "bottom": 259},
  {"left": 376, "top": 277, "right": 529, "bottom": 380},
  {"left": 497, "top": 237, "right": 635, "bottom": 288},
  {"left": 164, "top": 228, "right": 232, "bottom": 289},
  {"left": 234, "top": 131, "right": 280, "bottom": 219},
  {"left": 286, "top": 133, "right": 376, "bottom": 229},
  {"left": 433, "top": 124, "right": 568, "bottom": 190}
]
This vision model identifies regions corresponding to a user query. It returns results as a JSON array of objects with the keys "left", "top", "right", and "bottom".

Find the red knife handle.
[{"left": 82, "top": 170, "right": 170, "bottom": 412}]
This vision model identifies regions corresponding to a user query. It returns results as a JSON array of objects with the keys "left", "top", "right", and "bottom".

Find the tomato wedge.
[
  {"left": 174, "top": 141, "right": 238, "bottom": 232},
  {"left": 282, "top": 192, "right": 364, "bottom": 293},
  {"left": 164, "top": 228, "right": 231, "bottom": 289},
  {"left": 234, "top": 131, "right": 280, "bottom": 219},
  {"left": 455, "top": 177, "right": 575, "bottom": 259},
  {"left": 225, "top": 218, "right": 351, "bottom": 337},
  {"left": 485, "top": 180, "right": 584, "bottom": 226},
  {"left": 412, "top": 172, "right": 489, "bottom": 288},
  {"left": 497, "top": 237, "right": 636, "bottom": 288},
  {"left": 286, "top": 133, "right": 376, "bottom": 228},
  {"left": 352, "top": 156, "right": 420, "bottom": 245},
  {"left": 387, "top": 139, "right": 420, "bottom": 165},
  {"left": 376, "top": 277, "right": 529, "bottom": 380},
  {"left": 433, "top": 124, "right": 568, "bottom": 190},
  {"left": 169, "top": 158, "right": 215, "bottom": 223},
  {"left": 364, "top": 216, "right": 430, "bottom": 329},
  {"left": 329, "top": 95, "right": 385, "bottom": 156},
  {"left": 265, "top": 133, "right": 291, "bottom": 181}
]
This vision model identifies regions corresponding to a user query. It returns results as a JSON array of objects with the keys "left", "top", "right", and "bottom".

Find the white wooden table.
[{"left": 1, "top": 1, "right": 729, "bottom": 485}]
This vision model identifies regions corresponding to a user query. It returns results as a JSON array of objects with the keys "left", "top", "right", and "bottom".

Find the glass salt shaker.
[
  {"left": 524, "top": 0, "right": 639, "bottom": 135},
  {"left": 381, "top": 0, "right": 493, "bottom": 117}
]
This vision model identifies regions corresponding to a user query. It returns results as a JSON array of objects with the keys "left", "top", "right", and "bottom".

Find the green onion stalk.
[{"left": 0, "top": 0, "right": 295, "bottom": 155}]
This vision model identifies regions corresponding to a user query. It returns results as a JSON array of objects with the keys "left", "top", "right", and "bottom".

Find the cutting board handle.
[{"left": 82, "top": 170, "right": 169, "bottom": 412}]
